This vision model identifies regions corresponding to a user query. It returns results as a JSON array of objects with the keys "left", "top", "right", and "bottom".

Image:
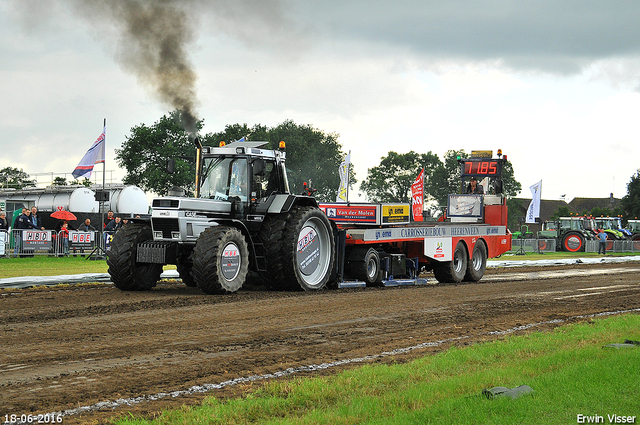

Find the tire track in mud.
[{"left": 1, "top": 262, "right": 639, "bottom": 423}]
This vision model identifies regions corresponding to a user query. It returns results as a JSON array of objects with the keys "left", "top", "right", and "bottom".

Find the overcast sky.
[{"left": 2, "top": 0, "right": 640, "bottom": 203}]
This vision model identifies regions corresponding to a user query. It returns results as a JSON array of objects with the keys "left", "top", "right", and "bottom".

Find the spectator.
[
  {"left": 17, "top": 208, "right": 38, "bottom": 230},
  {"left": 78, "top": 218, "right": 97, "bottom": 232},
  {"left": 0, "top": 211, "right": 8, "bottom": 231},
  {"left": 597, "top": 231, "right": 608, "bottom": 255},
  {"left": 105, "top": 216, "right": 123, "bottom": 232},
  {"left": 103, "top": 210, "right": 114, "bottom": 229},
  {"left": 16, "top": 208, "right": 37, "bottom": 257},
  {"left": 55, "top": 219, "right": 75, "bottom": 232},
  {"left": 0, "top": 211, "right": 7, "bottom": 258},
  {"left": 30, "top": 206, "right": 45, "bottom": 230},
  {"left": 59, "top": 222, "right": 70, "bottom": 256}
]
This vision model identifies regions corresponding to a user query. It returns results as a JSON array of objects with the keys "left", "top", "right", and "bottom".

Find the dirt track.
[{"left": 1, "top": 261, "right": 639, "bottom": 424}]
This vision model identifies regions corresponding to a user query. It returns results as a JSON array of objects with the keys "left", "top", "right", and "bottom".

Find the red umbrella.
[{"left": 51, "top": 210, "right": 77, "bottom": 221}]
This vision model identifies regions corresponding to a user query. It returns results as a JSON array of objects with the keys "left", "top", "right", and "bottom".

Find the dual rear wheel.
[{"left": 432, "top": 240, "right": 487, "bottom": 284}]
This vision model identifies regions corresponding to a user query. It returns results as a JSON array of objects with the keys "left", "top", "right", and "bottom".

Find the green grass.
[
  {"left": 493, "top": 251, "right": 640, "bottom": 262},
  {"left": 114, "top": 314, "right": 640, "bottom": 425},
  {"left": 0, "top": 255, "right": 109, "bottom": 278}
]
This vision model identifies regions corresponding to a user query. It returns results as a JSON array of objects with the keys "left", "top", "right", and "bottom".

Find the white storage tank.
[
  {"left": 0, "top": 185, "right": 148, "bottom": 215},
  {"left": 0, "top": 186, "right": 99, "bottom": 213},
  {"left": 107, "top": 185, "right": 148, "bottom": 215}
]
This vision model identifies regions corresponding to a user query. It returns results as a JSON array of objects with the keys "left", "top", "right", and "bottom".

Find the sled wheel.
[
  {"left": 433, "top": 241, "right": 468, "bottom": 284},
  {"left": 346, "top": 247, "right": 381, "bottom": 285},
  {"left": 464, "top": 241, "right": 487, "bottom": 282}
]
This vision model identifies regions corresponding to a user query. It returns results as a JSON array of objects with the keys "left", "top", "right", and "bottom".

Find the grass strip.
[
  {"left": 0, "top": 255, "right": 108, "bottom": 278},
  {"left": 115, "top": 314, "right": 640, "bottom": 425}
]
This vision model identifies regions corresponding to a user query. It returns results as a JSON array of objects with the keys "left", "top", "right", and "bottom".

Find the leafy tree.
[
  {"left": 208, "top": 120, "right": 352, "bottom": 202},
  {"left": 550, "top": 205, "right": 571, "bottom": 220},
  {"left": 359, "top": 151, "right": 443, "bottom": 204},
  {"left": 360, "top": 149, "right": 521, "bottom": 212},
  {"left": 70, "top": 178, "right": 92, "bottom": 187},
  {"left": 621, "top": 170, "right": 640, "bottom": 220},
  {"left": 115, "top": 110, "right": 201, "bottom": 196},
  {"left": 0, "top": 167, "right": 35, "bottom": 189},
  {"left": 53, "top": 177, "right": 67, "bottom": 186}
]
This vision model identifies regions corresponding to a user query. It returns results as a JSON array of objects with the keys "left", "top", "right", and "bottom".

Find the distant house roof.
[{"left": 568, "top": 195, "right": 620, "bottom": 214}]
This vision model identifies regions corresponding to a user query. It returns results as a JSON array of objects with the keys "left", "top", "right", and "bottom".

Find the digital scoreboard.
[{"left": 460, "top": 159, "right": 503, "bottom": 177}]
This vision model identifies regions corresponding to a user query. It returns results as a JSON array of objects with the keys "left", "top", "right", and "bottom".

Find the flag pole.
[
  {"left": 346, "top": 150, "right": 351, "bottom": 204},
  {"left": 101, "top": 118, "right": 106, "bottom": 255}
]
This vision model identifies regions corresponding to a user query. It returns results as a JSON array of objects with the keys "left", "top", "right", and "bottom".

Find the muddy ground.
[{"left": 1, "top": 261, "right": 639, "bottom": 424}]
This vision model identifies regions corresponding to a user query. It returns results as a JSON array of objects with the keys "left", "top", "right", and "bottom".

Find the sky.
[{"left": 2, "top": 0, "right": 640, "bottom": 203}]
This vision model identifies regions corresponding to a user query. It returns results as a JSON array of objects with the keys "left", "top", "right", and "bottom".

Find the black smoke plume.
[{"left": 73, "top": 0, "right": 200, "bottom": 134}]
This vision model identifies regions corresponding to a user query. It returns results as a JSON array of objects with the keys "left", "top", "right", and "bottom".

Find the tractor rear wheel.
[
  {"left": 433, "top": 241, "right": 468, "bottom": 284},
  {"left": 107, "top": 223, "right": 162, "bottom": 291},
  {"left": 257, "top": 213, "right": 289, "bottom": 290},
  {"left": 192, "top": 226, "right": 249, "bottom": 294},
  {"left": 282, "top": 206, "right": 335, "bottom": 291}
]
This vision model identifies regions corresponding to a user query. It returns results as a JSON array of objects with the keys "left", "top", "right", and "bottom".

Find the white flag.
[
  {"left": 480, "top": 177, "right": 489, "bottom": 194},
  {"left": 526, "top": 180, "right": 542, "bottom": 224},
  {"left": 72, "top": 126, "right": 106, "bottom": 179},
  {"left": 336, "top": 152, "right": 351, "bottom": 202}
]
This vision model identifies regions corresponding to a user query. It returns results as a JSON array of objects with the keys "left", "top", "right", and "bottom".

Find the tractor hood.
[{"left": 151, "top": 197, "right": 232, "bottom": 214}]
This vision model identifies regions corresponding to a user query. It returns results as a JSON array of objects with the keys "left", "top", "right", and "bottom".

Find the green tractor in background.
[
  {"left": 538, "top": 216, "right": 596, "bottom": 252},
  {"left": 625, "top": 219, "right": 640, "bottom": 250},
  {"left": 594, "top": 217, "right": 630, "bottom": 241}
]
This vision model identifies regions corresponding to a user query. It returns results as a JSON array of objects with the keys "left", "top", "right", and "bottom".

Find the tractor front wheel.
[{"left": 192, "top": 226, "right": 249, "bottom": 294}]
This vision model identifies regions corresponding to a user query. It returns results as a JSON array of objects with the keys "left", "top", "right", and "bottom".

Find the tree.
[
  {"left": 53, "top": 177, "right": 67, "bottom": 186},
  {"left": 621, "top": 170, "right": 640, "bottom": 220},
  {"left": 359, "top": 149, "right": 522, "bottom": 210},
  {"left": 207, "top": 120, "right": 352, "bottom": 202},
  {"left": 0, "top": 167, "right": 35, "bottom": 189},
  {"left": 115, "top": 110, "right": 200, "bottom": 196},
  {"left": 359, "top": 151, "right": 443, "bottom": 204},
  {"left": 550, "top": 205, "right": 571, "bottom": 220},
  {"left": 70, "top": 178, "right": 92, "bottom": 187}
]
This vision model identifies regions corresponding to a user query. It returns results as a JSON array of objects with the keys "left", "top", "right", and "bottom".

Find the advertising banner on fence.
[
  {"left": 22, "top": 230, "right": 52, "bottom": 250},
  {"left": 69, "top": 231, "right": 94, "bottom": 249}
]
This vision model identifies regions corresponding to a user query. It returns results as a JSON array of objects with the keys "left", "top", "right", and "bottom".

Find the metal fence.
[
  {"left": 3, "top": 229, "right": 103, "bottom": 257},
  {"left": 509, "top": 237, "right": 640, "bottom": 254},
  {"left": 585, "top": 239, "right": 640, "bottom": 253},
  {"left": 509, "top": 238, "right": 557, "bottom": 254}
]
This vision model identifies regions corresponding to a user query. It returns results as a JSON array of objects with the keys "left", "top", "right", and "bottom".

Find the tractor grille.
[
  {"left": 152, "top": 217, "right": 179, "bottom": 238},
  {"left": 153, "top": 199, "right": 179, "bottom": 208}
]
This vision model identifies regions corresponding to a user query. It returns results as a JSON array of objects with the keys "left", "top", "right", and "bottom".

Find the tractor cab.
[{"left": 198, "top": 141, "right": 290, "bottom": 219}]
